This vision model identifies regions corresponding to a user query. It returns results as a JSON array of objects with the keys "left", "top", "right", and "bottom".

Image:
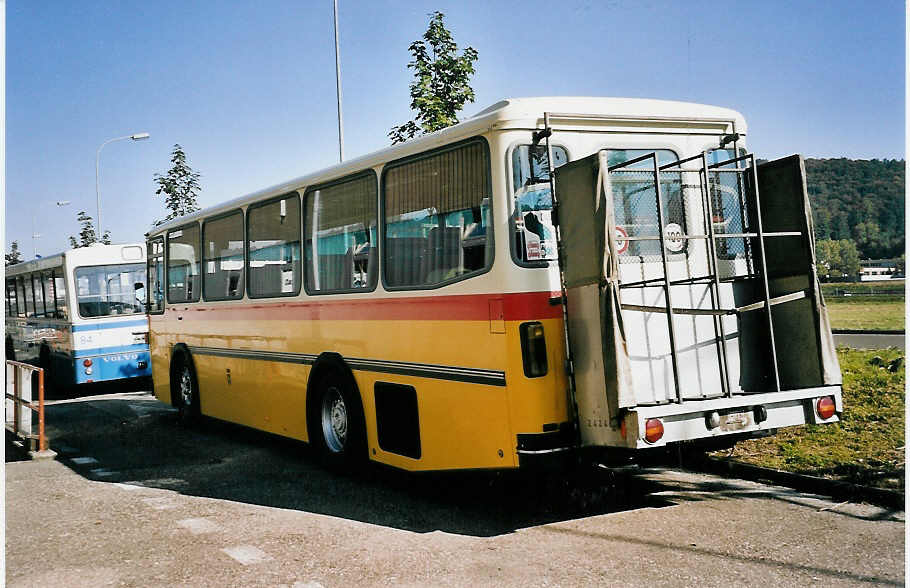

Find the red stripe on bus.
[{"left": 157, "top": 291, "right": 562, "bottom": 322}]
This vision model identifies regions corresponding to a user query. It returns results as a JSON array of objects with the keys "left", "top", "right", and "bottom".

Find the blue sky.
[{"left": 6, "top": 0, "right": 905, "bottom": 258}]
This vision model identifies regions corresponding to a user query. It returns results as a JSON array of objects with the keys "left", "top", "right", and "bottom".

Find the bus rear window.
[
  {"left": 607, "top": 149, "right": 687, "bottom": 260},
  {"left": 75, "top": 263, "right": 146, "bottom": 318}
]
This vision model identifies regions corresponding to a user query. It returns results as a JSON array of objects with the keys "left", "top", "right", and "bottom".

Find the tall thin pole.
[{"left": 333, "top": 0, "right": 344, "bottom": 162}]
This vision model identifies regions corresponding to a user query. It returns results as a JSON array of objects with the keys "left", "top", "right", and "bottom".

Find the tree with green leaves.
[
  {"left": 816, "top": 238, "right": 861, "bottom": 281},
  {"left": 69, "top": 211, "right": 110, "bottom": 248},
  {"left": 5, "top": 241, "right": 23, "bottom": 266},
  {"left": 389, "top": 11, "right": 479, "bottom": 144},
  {"left": 153, "top": 144, "right": 202, "bottom": 225}
]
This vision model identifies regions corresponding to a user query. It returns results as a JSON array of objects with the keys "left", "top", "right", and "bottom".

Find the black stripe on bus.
[{"left": 187, "top": 346, "right": 506, "bottom": 387}]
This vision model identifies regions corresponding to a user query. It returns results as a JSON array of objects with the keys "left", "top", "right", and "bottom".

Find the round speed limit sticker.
[
  {"left": 615, "top": 226, "right": 629, "bottom": 254},
  {"left": 663, "top": 223, "right": 685, "bottom": 252}
]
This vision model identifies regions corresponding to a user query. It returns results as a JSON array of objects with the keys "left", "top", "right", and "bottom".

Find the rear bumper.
[
  {"left": 515, "top": 424, "right": 576, "bottom": 468},
  {"left": 74, "top": 350, "right": 152, "bottom": 384},
  {"left": 624, "top": 385, "right": 843, "bottom": 449}
]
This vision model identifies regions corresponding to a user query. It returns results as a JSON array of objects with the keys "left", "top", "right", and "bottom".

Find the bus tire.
[
  {"left": 307, "top": 364, "right": 366, "bottom": 469},
  {"left": 172, "top": 350, "right": 200, "bottom": 424}
]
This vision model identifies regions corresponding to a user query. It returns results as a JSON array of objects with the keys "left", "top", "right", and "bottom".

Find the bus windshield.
[{"left": 75, "top": 263, "right": 146, "bottom": 318}]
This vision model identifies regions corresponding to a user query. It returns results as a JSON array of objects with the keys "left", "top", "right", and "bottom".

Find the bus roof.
[
  {"left": 6, "top": 243, "right": 146, "bottom": 276},
  {"left": 148, "top": 96, "right": 747, "bottom": 236}
]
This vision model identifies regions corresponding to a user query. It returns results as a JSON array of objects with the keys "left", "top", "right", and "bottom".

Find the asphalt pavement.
[
  {"left": 5, "top": 390, "right": 905, "bottom": 587},
  {"left": 833, "top": 332, "right": 905, "bottom": 349}
]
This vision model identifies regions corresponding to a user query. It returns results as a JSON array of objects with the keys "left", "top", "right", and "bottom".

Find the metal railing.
[{"left": 5, "top": 361, "right": 48, "bottom": 453}]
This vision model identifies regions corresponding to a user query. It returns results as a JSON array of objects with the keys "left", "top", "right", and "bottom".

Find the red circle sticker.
[{"left": 615, "top": 226, "right": 629, "bottom": 254}]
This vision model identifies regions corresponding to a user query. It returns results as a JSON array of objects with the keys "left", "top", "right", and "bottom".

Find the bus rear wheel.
[
  {"left": 173, "top": 354, "right": 200, "bottom": 424},
  {"left": 308, "top": 367, "right": 365, "bottom": 468}
]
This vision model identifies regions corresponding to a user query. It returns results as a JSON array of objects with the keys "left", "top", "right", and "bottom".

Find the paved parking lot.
[{"left": 6, "top": 390, "right": 905, "bottom": 587}]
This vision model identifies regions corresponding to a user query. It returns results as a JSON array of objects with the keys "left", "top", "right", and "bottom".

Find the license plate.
[{"left": 719, "top": 410, "right": 752, "bottom": 432}]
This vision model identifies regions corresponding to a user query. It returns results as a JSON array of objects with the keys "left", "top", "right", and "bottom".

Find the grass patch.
[
  {"left": 825, "top": 297, "right": 905, "bottom": 330},
  {"left": 720, "top": 348, "right": 905, "bottom": 489}
]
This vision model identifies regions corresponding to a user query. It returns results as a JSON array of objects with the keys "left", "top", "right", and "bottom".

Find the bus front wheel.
[
  {"left": 308, "top": 367, "right": 366, "bottom": 468},
  {"left": 172, "top": 353, "right": 200, "bottom": 424}
]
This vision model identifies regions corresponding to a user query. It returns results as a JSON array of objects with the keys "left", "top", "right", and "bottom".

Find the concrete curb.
[
  {"left": 28, "top": 449, "right": 58, "bottom": 461},
  {"left": 696, "top": 456, "right": 905, "bottom": 510}
]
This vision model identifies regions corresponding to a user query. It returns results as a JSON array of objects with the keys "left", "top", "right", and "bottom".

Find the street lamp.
[
  {"left": 95, "top": 132, "right": 150, "bottom": 239},
  {"left": 32, "top": 201, "right": 71, "bottom": 258}
]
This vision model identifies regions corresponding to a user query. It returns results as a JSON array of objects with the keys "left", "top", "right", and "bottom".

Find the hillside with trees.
[{"left": 805, "top": 158, "right": 904, "bottom": 259}]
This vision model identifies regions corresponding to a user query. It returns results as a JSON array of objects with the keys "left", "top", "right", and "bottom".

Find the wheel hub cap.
[{"left": 322, "top": 387, "right": 347, "bottom": 453}]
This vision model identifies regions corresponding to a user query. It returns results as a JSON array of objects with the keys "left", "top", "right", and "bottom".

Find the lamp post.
[
  {"left": 333, "top": 0, "right": 344, "bottom": 162},
  {"left": 32, "top": 201, "right": 71, "bottom": 258},
  {"left": 95, "top": 132, "right": 150, "bottom": 240}
]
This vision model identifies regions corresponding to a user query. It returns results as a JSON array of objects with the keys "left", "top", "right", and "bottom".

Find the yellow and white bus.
[{"left": 146, "top": 97, "right": 842, "bottom": 472}]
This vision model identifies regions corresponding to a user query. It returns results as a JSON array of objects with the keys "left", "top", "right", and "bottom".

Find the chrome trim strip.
[{"left": 187, "top": 346, "right": 506, "bottom": 387}]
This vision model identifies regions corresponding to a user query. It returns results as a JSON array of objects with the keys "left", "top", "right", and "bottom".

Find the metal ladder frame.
[{"left": 611, "top": 151, "right": 803, "bottom": 402}]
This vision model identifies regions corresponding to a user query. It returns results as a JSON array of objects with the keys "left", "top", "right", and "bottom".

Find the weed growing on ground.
[{"left": 724, "top": 348, "right": 905, "bottom": 489}]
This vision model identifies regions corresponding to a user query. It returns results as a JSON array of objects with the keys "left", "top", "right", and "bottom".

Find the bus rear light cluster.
[
  {"left": 815, "top": 396, "right": 836, "bottom": 420},
  {"left": 644, "top": 418, "right": 664, "bottom": 444},
  {"left": 519, "top": 322, "right": 548, "bottom": 378},
  {"left": 83, "top": 358, "right": 93, "bottom": 375}
]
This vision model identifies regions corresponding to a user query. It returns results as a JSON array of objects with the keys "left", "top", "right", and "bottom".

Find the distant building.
[{"left": 859, "top": 258, "right": 901, "bottom": 281}]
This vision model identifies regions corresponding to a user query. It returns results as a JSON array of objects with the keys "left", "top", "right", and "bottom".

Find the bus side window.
[
  {"left": 304, "top": 172, "right": 377, "bottom": 294},
  {"left": 31, "top": 274, "right": 46, "bottom": 317},
  {"left": 167, "top": 225, "right": 201, "bottom": 304},
  {"left": 147, "top": 238, "right": 165, "bottom": 313},
  {"left": 16, "top": 277, "right": 27, "bottom": 318},
  {"left": 248, "top": 193, "right": 301, "bottom": 298},
  {"left": 23, "top": 274, "right": 36, "bottom": 318},
  {"left": 5, "top": 278, "right": 17, "bottom": 317},
  {"left": 203, "top": 211, "right": 244, "bottom": 301},
  {"left": 53, "top": 269, "right": 68, "bottom": 320},
  {"left": 43, "top": 271, "right": 57, "bottom": 319},
  {"left": 383, "top": 140, "right": 492, "bottom": 289}
]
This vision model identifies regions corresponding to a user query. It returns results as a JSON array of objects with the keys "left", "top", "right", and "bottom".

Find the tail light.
[
  {"left": 644, "top": 418, "right": 664, "bottom": 444},
  {"left": 83, "top": 359, "right": 93, "bottom": 367},
  {"left": 519, "top": 322, "right": 548, "bottom": 378},
  {"left": 816, "top": 396, "right": 836, "bottom": 420}
]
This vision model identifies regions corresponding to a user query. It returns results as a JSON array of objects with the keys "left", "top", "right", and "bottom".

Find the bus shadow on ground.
[
  {"left": 41, "top": 377, "right": 153, "bottom": 402},
  {"left": 43, "top": 395, "right": 722, "bottom": 537}
]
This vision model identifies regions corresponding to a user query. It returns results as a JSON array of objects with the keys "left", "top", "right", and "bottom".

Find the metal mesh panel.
[
  {"left": 610, "top": 169, "right": 687, "bottom": 263},
  {"left": 708, "top": 169, "right": 753, "bottom": 273}
]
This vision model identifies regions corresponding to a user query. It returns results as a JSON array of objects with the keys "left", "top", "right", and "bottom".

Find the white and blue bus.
[{"left": 5, "top": 243, "right": 152, "bottom": 391}]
